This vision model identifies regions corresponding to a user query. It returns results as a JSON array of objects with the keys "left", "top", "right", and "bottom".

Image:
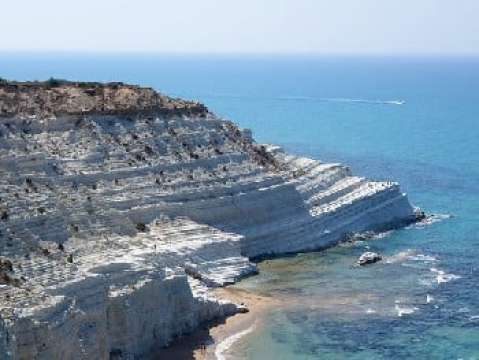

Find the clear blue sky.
[{"left": 2, "top": 0, "right": 478, "bottom": 55}]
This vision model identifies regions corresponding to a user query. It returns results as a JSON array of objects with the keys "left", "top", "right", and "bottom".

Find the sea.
[{"left": 1, "top": 54, "right": 478, "bottom": 359}]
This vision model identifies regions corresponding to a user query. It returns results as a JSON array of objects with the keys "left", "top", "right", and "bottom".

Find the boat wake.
[
  {"left": 278, "top": 96, "right": 405, "bottom": 106},
  {"left": 316, "top": 97, "right": 405, "bottom": 106},
  {"left": 200, "top": 93, "right": 406, "bottom": 106}
]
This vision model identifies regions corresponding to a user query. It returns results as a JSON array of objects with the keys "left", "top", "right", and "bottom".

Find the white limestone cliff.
[{"left": 0, "top": 81, "right": 418, "bottom": 359}]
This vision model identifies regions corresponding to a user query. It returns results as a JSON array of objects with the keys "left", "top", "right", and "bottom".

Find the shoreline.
[
  {"left": 152, "top": 287, "right": 276, "bottom": 360},
  {"left": 207, "top": 287, "right": 276, "bottom": 360},
  {"left": 214, "top": 323, "right": 256, "bottom": 360},
  {"left": 150, "top": 223, "right": 431, "bottom": 360}
]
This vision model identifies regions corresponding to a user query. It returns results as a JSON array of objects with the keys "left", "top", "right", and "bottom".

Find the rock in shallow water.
[{"left": 358, "top": 252, "right": 382, "bottom": 266}]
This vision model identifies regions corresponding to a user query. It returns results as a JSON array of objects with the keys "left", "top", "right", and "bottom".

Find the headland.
[{"left": 0, "top": 80, "right": 420, "bottom": 359}]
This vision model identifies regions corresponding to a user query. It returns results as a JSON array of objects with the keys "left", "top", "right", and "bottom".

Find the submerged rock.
[{"left": 358, "top": 252, "right": 382, "bottom": 266}]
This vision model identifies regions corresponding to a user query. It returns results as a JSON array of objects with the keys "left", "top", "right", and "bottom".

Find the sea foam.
[
  {"left": 215, "top": 324, "right": 256, "bottom": 360},
  {"left": 410, "top": 213, "right": 453, "bottom": 229},
  {"left": 394, "top": 304, "right": 419, "bottom": 317},
  {"left": 430, "top": 267, "right": 461, "bottom": 284}
]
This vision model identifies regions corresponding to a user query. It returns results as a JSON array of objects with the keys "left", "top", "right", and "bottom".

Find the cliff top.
[{"left": 0, "top": 78, "right": 208, "bottom": 118}]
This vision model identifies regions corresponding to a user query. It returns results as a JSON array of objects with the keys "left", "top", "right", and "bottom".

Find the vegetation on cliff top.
[{"left": 0, "top": 78, "right": 208, "bottom": 117}]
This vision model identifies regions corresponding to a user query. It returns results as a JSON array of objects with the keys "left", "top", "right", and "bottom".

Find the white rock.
[
  {"left": 0, "top": 83, "right": 417, "bottom": 359},
  {"left": 358, "top": 252, "right": 382, "bottom": 266}
]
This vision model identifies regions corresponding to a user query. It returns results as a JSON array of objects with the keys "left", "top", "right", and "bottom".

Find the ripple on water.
[{"left": 233, "top": 226, "right": 473, "bottom": 359}]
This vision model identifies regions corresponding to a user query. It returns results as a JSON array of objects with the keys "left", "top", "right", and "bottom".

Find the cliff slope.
[{"left": 0, "top": 81, "right": 418, "bottom": 359}]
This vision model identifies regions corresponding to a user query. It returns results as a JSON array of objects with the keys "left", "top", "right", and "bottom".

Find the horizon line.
[{"left": 1, "top": 50, "right": 479, "bottom": 58}]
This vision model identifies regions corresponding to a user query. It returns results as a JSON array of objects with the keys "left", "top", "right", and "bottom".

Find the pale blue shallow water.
[{"left": 1, "top": 54, "right": 478, "bottom": 359}]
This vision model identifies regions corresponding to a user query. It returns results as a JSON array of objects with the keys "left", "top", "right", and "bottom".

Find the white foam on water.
[
  {"left": 418, "top": 277, "right": 436, "bottom": 286},
  {"left": 341, "top": 230, "right": 394, "bottom": 248},
  {"left": 395, "top": 304, "right": 419, "bottom": 317},
  {"left": 430, "top": 267, "right": 461, "bottom": 284},
  {"left": 384, "top": 249, "right": 437, "bottom": 265},
  {"left": 411, "top": 213, "right": 453, "bottom": 229},
  {"left": 408, "top": 254, "right": 437, "bottom": 262},
  {"left": 371, "top": 230, "right": 394, "bottom": 240},
  {"left": 438, "top": 273, "right": 461, "bottom": 283},
  {"left": 214, "top": 324, "right": 256, "bottom": 360},
  {"left": 385, "top": 249, "right": 417, "bottom": 264}
]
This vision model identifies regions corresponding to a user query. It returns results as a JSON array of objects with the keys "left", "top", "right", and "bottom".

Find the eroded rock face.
[{"left": 0, "top": 81, "right": 417, "bottom": 359}]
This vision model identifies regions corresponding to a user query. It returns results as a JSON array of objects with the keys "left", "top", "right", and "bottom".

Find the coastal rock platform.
[{"left": 0, "top": 81, "right": 417, "bottom": 359}]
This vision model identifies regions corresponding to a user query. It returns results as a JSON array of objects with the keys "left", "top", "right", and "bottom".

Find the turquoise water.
[{"left": 2, "top": 54, "right": 478, "bottom": 359}]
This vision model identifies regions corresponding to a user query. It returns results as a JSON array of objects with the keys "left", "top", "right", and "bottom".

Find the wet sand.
[{"left": 152, "top": 287, "right": 275, "bottom": 360}]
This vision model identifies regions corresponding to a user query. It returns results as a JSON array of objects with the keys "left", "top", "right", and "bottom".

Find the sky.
[{"left": 1, "top": 0, "right": 479, "bottom": 55}]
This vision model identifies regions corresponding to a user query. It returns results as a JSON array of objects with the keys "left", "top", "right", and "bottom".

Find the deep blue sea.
[{"left": 1, "top": 54, "right": 478, "bottom": 359}]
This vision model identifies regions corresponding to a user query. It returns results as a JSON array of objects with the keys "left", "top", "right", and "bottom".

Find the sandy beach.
[{"left": 152, "top": 287, "right": 276, "bottom": 360}]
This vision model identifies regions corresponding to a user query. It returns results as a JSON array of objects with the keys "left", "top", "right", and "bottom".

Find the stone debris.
[{"left": 0, "top": 81, "right": 417, "bottom": 359}]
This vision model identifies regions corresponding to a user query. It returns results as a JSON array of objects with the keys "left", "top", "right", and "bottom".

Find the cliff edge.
[
  {"left": 0, "top": 79, "right": 207, "bottom": 118},
  {"left": 0, "top": 80, "right": 418, "bottom": 359}
]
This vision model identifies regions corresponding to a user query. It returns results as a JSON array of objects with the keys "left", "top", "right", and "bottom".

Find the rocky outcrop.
[
  {"left": 358, "top": 252, "right": 382, "bottom": 266},
  {"left": 0, "top": 81, "right": 418, "bottom": 359},
  {"left": 0, "top": 80, "right": 207, "bottom": 118}
]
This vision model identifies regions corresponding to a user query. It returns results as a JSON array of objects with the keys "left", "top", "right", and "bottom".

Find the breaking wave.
[{"left": 215, "top": 324, "right": 256, "bottom": 360}]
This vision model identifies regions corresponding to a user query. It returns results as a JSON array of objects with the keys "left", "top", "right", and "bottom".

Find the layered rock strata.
[{"left": 0, "top": 81, "right": 417, "bottom": 359}]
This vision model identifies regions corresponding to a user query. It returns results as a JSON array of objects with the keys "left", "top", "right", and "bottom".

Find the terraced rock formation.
[{"left": 0, "top": 81, "right": 418, "bottom": 359}]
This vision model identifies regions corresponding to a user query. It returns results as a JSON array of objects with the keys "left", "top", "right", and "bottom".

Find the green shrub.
[{"left": 45, "top": 77, "right": 64, "bottom": 87}]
